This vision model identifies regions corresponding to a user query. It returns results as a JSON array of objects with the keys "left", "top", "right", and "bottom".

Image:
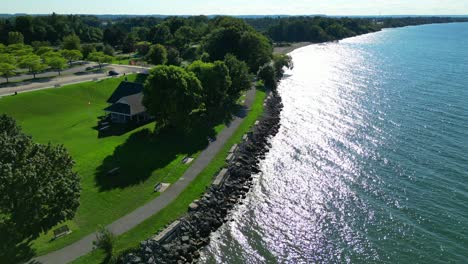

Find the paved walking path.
[
  {"left": 34, "top": 87, "right": 257, "bottom": 264},
  {"left": 0, "top": 64, "right": 150, "bottom": 97}
]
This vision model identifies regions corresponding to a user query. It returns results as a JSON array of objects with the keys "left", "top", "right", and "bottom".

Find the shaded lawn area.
[
  {"left": 72, "top": 88, "right": 267, "bottom": 264},
  {"left": 0, "top": 74, "right": 224, "bottom": 259}
]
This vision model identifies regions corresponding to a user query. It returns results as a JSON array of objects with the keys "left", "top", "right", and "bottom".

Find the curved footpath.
[{"left": 33, "top": 87, "right": 256, "bottom": 264}]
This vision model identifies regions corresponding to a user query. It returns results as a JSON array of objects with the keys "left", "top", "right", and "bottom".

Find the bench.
[
  {"left": 107, "top": 167, "right": 120, "bottom": 176},
  {"left": 99, "top": 126, "right": 110, "bottom": 131},
  {"left": 226, "top": 153, "right": 234, "bottom": 162},
  {"left": 152, "top": 220, "right": 181, "bottom": 243},
  {"left": 228, "top": 144, "right": 238, "bottom": 154},
  {"left": 182, "top": 156, "right": 194, "bottom": 164},
  {"left": 53, "top": 225, "right": 71, "bottom": 240},
  {"left": 213, "top": 168, "right": 229, "bottom": 186}
]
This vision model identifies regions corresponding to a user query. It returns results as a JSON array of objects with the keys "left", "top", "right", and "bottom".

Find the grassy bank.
[
  {"left": 0, "top": 74, "right": 225, "bottom": 258},
  {"left": 72, "top": 88, "right": 266, "bottom": 264}
]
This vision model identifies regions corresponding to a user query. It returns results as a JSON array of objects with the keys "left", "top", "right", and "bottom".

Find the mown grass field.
[
  {"left": 0, "top": 74, "right": 224, "bottom": 257},
  {"left": 72, "top": 87, "right": 266, "bottom": 264}
]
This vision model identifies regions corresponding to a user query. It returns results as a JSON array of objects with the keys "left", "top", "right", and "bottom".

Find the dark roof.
[
  {"left": 104, "top": 93, "right": 146, "bottom": 116},
  {"left": 104, "top": 103, "right": 131, "bottom": 115},
  {"left": 106, "top": 81, "right": 144, "bottom": 104}
]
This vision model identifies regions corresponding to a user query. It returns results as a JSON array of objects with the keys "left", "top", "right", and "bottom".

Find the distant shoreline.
[{"left": 273, "top": 42, "right": 312, "bottom": 54}]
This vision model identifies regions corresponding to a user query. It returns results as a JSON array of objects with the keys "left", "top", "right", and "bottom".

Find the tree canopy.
[
  {"left": 88, "top": 51, "right": 112, "bottom": 69},
  {"left": 188, "top": 60, "right": 232, "bottom": 112},
  {"left": 146, "top": 44, "right": 167, "bottom": 65},
  {"left": 143, "top": 65, "right": 202, "bottom": 128},
  {"left": 0, "top": 115, "right": 80, "bottom": 242}
]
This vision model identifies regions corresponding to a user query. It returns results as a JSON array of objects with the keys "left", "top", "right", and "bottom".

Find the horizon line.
[{"left": 1, "top": 13, "right": 468, "bottom": 17}]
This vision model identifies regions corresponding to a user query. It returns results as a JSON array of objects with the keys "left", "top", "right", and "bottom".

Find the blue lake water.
[{"left": 200, "top": 23, "right": 468, "bottom": 263}]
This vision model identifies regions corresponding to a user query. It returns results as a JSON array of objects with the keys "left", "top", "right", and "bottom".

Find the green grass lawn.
[
  {"left": 72, "top": 88, "right": 266, "bottom": 264},
  {"left": 0, "top": 74, "right": 225, "bottom": 258}
]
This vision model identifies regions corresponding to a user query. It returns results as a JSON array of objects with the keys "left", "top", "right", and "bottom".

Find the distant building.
[{"left": 104, "top": 81, "right": 150, "bottom": 124}]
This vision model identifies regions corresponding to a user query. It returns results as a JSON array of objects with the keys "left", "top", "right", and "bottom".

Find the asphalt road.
[
  {"left": 33, "top": 87, "right": 257, "bottom": 264},
  {"left": 0, "top": 64, "right": 150, "bottom": 97}
]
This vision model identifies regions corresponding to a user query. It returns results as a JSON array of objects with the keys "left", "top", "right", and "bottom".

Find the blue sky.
[{"left": 2, "top": 0, "right": 468, "bottom": 15}]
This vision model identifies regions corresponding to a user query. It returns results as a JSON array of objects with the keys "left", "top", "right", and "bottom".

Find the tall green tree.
[
  {"left": 103, "top": 44, "right": 115, "bottom": 56},
  {"left": 257, "top": 63, "right": 277, "bottom": 89},
  {"left": 88, "top": 51, "right": 113, "bottom": 69},
  {"left": 7, "top": 44, "right": 34, "bottom": 57},
  {"left": 273, "top": 54, "right": 293, "bottom": 79},
  {"left": 62, "top": 34, "right": 81, "bottom": 51},
  {"left": 0, "top": 63, "right": 16, "bottom": 83},
  {"left": 238, "top": 31, "right": 272, "bottom": 72},
  {"left": 188, "top": 60, "right": 232, "bottom": 112},
  {"left": 35, "top": 46, "right": 54, "bottom": 57},
  {"left": 224, "top": 54, "right": 251, "bottom": 100},
  {"left": 149, "top": 24, "right": 172, "bottom": 44},
  {"left": 81, "top": 44, "right": 96, "bottom": 59},
  {"left": 60, "top": 49, "right": 83, "bottom": 66},
  {"left": 45, "top": 55, "right": 67, "bottom": 75},
  {"left": 18, "top": 54, "right": 47, "bottom": 79},
  {"left": 146, "top": 44, "right": 167, "bottom": 65},
  {"left": 8, "top": 31, "right": 24, "bottom": 45},
  {"left": 143, "top": 65, "right": 202, "bottom": 128},
  {"left": 0, "top": 53, "right": 18, "bottom": 83},
  {"left": 0, "top": 115, "right": 80, "bottom": 242},
  {"left": 166, "top": 46, "right": 181, "bottom": 66}
]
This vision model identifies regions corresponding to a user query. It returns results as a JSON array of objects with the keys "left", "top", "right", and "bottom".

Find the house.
[{"left": 104, "top": 81, "right": 150, "bottom": 124}]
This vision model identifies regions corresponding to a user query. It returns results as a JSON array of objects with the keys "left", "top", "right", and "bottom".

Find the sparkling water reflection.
[{"left": 200, "top": 23, "right": 468, "bottom": 264}]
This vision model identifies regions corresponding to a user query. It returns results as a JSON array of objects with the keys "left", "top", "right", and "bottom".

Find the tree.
[
  {"left": 146, "top": 44, "right": 167, "bottom": 65},
  {"left": 224, "top": 54, "right": 251, "bottom": 100},
  {"left": 204, "top": 27, "right": 243, "bottom": 62},
  {"left": 18, "top": 55, "right": 47, "bottom": 79},
  {"left": 35, "top": 46, "right": 54, "bottom": 57},
  {"left": 166, "top": 47, "right": 181, "bottom": 66},
  {"left": 7, "top": 44, "right": 33, "bottom": 57},
  {"left": 122, "top": 34, "right": 137, "bottom": 53},
  {"left": 62, "top": 34, "right": 81, "bottom": 50},
  {"left": 81, "top": 44, "right": 96, "bottom": 59},
  {"left": 174, "top": 26, "right": 197, "bottom": 48},
  {"left": 88, "top": 51, "right": 113, "bottom": 69},
  {"left": 60, "top": 49, "right": 83, "bottom": 66},
  {"left": 46, "top": 55, "right": 67, "bottom": 75},
  {"left": 273, "top": 54, "right": 293, "bottom": 80},
  {"left": 135, "top": 41, "right": 151, "bottom": 56},
  {"left": 0, "top": 63, "right": 16, "bottom": 83},
  {"left": 204, "top": 21, "right": 272, "bottom": 73},
  {"left": 143, "top": 65, "right": 202, "bottom": 128},
  {"left": 188, "top": 60, "right": 232, "bottom": 112},
  {"left": 8, "top": 31, "right": 24, "bottom": 44},
  {"left": 103, "top": 44, "right": 115, "bottom": 56},
  {"left": 238, "top": 31, "right": 272, "bottom": 72},
  {"left": 0, "top": 115, "right": 80, "bottom": 242},
  {"left": 257, "top": 63, "right": 277, "bottom": 89},
  {"left": 149, "top": 24, "right": 172, "bottom": 44}
]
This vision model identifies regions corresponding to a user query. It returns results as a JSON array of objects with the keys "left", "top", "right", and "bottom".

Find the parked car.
[
  {"left": 108, "top": 70, "right": 119, "bottom": 76},
  {"left": 85, "top": 66, "right": 94, "bottom": 71}
]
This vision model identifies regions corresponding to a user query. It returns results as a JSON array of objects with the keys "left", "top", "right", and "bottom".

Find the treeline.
[
  {"left": 376, "top": 16, "right": 468, "bottom": 28},
  {"left": 0, "top": 13, "right": 103, "bottom": 44},
  {"left": 247, "top": 16, "right": 468, "bottom": 43},
  {"left": 263, "top": 17, "right": 380, "bottom": 42}
]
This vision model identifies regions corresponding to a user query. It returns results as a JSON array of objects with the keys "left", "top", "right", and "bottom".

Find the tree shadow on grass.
[
  {"left": 0, "top": 228, "right": 36, "bottom": 264},
  {"left": 95, "top": 122, "right": 216, "bottom": 191}
]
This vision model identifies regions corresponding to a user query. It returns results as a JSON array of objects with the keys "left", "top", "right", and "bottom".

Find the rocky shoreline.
[{"left": 118, "top": 90, "right": 283, "bottom": 264}]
